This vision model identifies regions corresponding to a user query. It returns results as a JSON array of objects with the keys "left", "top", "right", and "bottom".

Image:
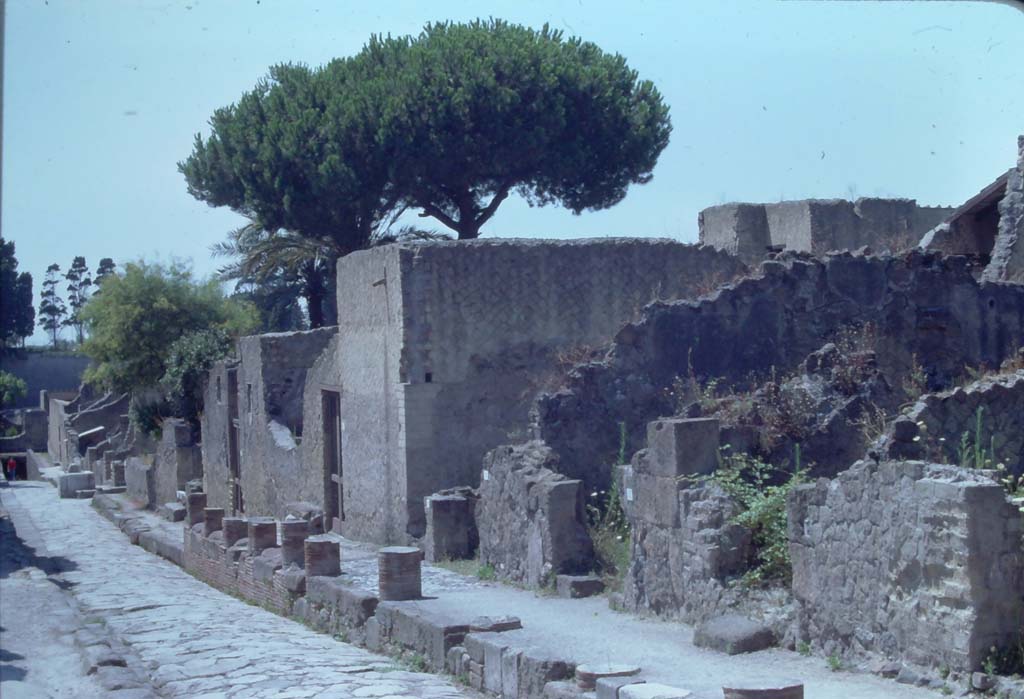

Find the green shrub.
[
  {"left": 586, "top": 422, "right": 632, "bottom": 589},
  {"left": 710, "top": 446, "right": 806, "bottom": 586}
]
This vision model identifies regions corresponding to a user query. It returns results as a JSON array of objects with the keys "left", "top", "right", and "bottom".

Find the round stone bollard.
[
  {"left": 203, "top": 507, "right": 225, "bottom": 537},
  {"left": 378, "top": 546, "right": 423, "bottom": 601},
  {"left": 247, "top": 517, "right": 277, "bottom": 554},
  {"left": 280, "top": 520, "right": 309, "bottom": 567},
  {"left": 222, "top": 517, "right": 247, "bottom": 547},
  {"left": 305, "top": 535, "right": 341, "bottom": 577},
  {"left": 722, "top": 681, "right": 804, "bottom": 699},
  {"left": 186, "top": 492, "right": 207, "bottom": 526}
]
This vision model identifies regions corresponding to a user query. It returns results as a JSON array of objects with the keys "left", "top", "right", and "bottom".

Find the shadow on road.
[{"left": 0, "top": 502, "right": 79, "bottom": 582}]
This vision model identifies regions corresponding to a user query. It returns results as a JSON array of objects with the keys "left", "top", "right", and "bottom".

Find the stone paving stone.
[{"left": 2, "top": 485, "right": 473, "bottom": 699}]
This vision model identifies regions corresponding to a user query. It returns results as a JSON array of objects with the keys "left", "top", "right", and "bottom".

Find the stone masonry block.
[
  {"left": 59, "top": 471, "right": 95, "bottom": 499},
  {"left": 632, "top": 472, "right": 682, "bottom": 528},
  {"left": 643, "top": 418, "right": 720, "bottom": 478},
  {"left": 423, "top": 494, "right": 476, "bottom": 562}
]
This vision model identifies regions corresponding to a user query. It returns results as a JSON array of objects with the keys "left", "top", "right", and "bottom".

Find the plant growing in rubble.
[
  {"left": 586, "top": 422, "right": 632, "bottom": 588},
  {"left": 711, "top": 445, "right": 806, "bottom": 586}
]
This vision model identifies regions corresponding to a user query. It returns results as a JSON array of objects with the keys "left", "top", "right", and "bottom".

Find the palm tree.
[{"left": 213, "top": 217, "right": 449, "bottom": 329}]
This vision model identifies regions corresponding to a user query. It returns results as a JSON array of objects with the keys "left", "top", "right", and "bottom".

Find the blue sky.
[{"left": 3, "top": 0, "right": 1023, "bottom": 344}]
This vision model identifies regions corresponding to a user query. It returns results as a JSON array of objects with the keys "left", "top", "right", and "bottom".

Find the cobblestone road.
[{"left": 0, "top": 482, "right": 474, "bottom": 699}]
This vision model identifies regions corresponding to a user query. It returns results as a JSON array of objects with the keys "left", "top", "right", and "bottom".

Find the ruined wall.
[
  {"left": 881, "top": 369, "right": 1024, "bottom": 478},
  {"left": 476, "top": 442, "right": 593, "bottom": 587},
  {"left": 154, "top": 419, "right": 202, "bottom": 507},
  {"left": 235, "top": 329, "right": 336, "bottom": 520},
  {"left": 200, "top": 360, "right": 234, "bottom": 512},
  {"left": 788, "top": 460, "right": 1024, "bottom": 672},
  {"left": 0, "top": 408, "right": 47, "bottom": 452},
  {"left": 984, "top": 135, "right": 1024, "bottom": 283},
  {"left": 338, "top": 239, "right": 746, "bottom": 543},
  {"left": 47, "top": 393, "right": 129, "bottom": 466},
  {"left": 700, "top": 198, "right": 953, "bottom": 264},
  {"left": 534, "top": 251, "right": 1024, "bottom": 494},
  {"left": 298, "top": 333, "right": 343, "bottom": 527}
]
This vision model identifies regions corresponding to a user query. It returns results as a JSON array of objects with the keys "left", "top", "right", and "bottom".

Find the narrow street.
[{"left": 0, "top": 481, "right": 473, "bottom": 699}]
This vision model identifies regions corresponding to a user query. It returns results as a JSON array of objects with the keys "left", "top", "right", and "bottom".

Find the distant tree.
[
  {"left": 80, "top": 261, "right": 259, "bottom": 393},
  {"left": 0, "top": 371, "right": 28, "bottom": 408},
  {"left": 39, "top": 264, "right": 67, "bottom": 349},
  {"left": 64, "top": 256, "right": 93, "bottom": 345},
  {"left": 94, "top": 258, "right": 116, "bottom": 287},
  {"left": 0, "top": 237, "right": 35, "bottom": 350}
]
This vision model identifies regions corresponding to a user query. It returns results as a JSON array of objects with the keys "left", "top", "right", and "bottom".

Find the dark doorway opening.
[
  {"left": 227, "top": 367, "right": 244, "bottom": 514},
  {"left": 322, "top": 389, "right": 343, "bottom": 532}
]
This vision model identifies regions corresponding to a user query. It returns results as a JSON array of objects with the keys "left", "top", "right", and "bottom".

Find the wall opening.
[
  {"left": 322, "top": 389, "right": 343, "bottom": 531},
  {"left": 227, "top": 368, "right": 243, "bottom": 514}
]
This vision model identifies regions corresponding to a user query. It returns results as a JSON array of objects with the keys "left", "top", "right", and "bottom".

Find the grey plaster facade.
[
  {"left": 200, "top": 328, "right": 337, "bottom": 519},
  {"left": 320, "top": 238, "right": 747, "bottom": 543}
]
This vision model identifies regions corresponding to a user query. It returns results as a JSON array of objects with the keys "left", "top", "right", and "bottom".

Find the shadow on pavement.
[{"left": 0, "top": 506, "right": 79, "bottom": 581}]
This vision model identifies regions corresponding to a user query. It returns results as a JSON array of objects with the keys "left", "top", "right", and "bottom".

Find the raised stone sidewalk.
[{"left": 0, "top": 481, "right": 472, "bottom": 699}]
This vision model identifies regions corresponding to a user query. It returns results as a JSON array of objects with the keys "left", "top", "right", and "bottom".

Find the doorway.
[
  {"left": 227, "top": 367, "right": 244, "bottom": 514},
  {"left": 322, "top": 389, "right": 343, "bottom": 531}
]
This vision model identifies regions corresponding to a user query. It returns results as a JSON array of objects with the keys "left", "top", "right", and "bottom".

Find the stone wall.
[
  {"left": 618, "top": 417, "right": 793, "bottom": 631},
  {"left": 334, "top": 238, "right": 746, "bottom": 543},
  {"left": 476, "top": 442, "right": 593, "bottom": 587},
  {"left": 0, "top": 353, "right": 90, "bottom": 409},
  {"left": 788, "top": 460, "right": 1024, "bottom": 672},
  {"left": 47, "top": 392, "right": 130, "bottom": 466},
  {"left": 984, "top": 135, "right": 1024, "bottom": 283},
  {"left": 533, "top": 251, "right": 1024, "bottom": 495},
  {"left": 125, "top": 456, "right": 156, "bottom": 508},
  {"left": 880, "top": 369, "right": 1024, "bottom": 478},
  {"left": 154, "top": 419, "right": 202, "bottom": 507},
  {"left": 200, "top": 360, "right": 234, "bottom": 514},
  {"left": 700, "top": 198, "right": 953, "bottom": 264},
  {"left": 0, "top": 408, "right": 47, "bottom": 452},
  {"left": 183, "top": 525, "right": 306, "bottom": 616},
  {"left": 201, "top": 329, "right": 336, "bottom": 519}
]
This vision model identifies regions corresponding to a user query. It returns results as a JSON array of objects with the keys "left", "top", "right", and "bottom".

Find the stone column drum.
[
  {"left": 305, "top": 535, "right": 341, "bottom": 577},
  {"left": 222, "top": 517, "right": 247, "bottom": 547},
  {"left": 280, "top": 520, "right": 309, "bottom": 567},
  {"left": 378, "top": 546, "right": 422, "bottom": 601},
  {"left": 247, "top": 517, "right": 277, "bottom": 554},
  {"left": 203, "top": 507, "right": 225, "bottom": 537},
  {"left": 186, "top": 492, "right": 207, "bottom": 526}
]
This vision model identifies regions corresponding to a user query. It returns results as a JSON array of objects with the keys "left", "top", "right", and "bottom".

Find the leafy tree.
[
  {"left": 180, "top": 60, "right": 402, "bottom": 259},
  {"left": 0, "top": 237, "right": 35, "bottom": 350},
  {"left": 212, "top": 219, "right": 338, "bottom": 328},
  {"left": 180, "top": 20, "right": 672, "bottom": 244},
  {"left": 39, "top": 263, "right": 67, "bottom": 349},
  {"left": 160, "top": 328, "right": 233, "bottom": 426},
  {"left": 80, "top": 261, "right": 258, "bottom": 393},
  {"left": 377, "top": 20, "right": 673, "bottom": 239},
  {"left": 0, "top": 370, "right": 28, "bottom": 408},
  {"left": 94, "top": 258, "right": 116, "bottom": 287},
  {"left": 64, "top": 256, "right": 93, "bottom": 345}
]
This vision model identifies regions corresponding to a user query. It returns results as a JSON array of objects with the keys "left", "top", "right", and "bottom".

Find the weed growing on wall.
[
  {"left": 586, "top": 422, "right": 632, "bottom": 589},
  {"left": 710, "top": 445, "right": 806, "bottom": 586}
]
